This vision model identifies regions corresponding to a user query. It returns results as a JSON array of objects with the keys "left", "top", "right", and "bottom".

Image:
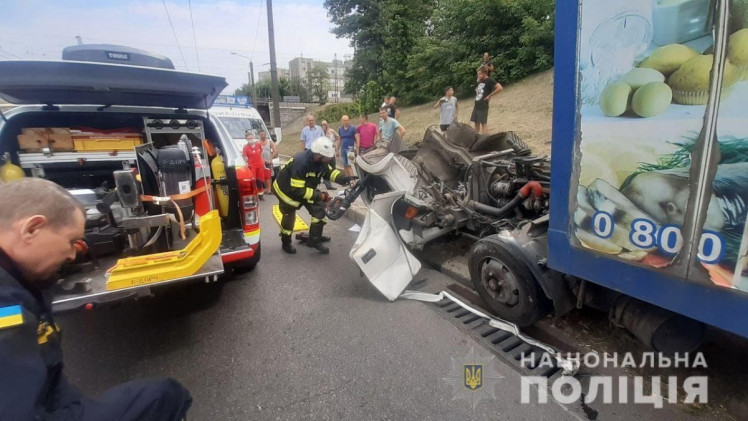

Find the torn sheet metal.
[
  {"left": 349, "top": 191, "right": 421, "bottom": 300},
  {"left": 400, "top": 289, "right": 580, "bottom": 376}
]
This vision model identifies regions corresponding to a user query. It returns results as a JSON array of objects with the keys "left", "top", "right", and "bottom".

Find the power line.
[
  {"left": 188, "top": 0, "right": 201, "bottom": 72},
  {"left": 162, "top": 0, "right": 188, "bottom": 70},
  {"left": 250, "top": 0, "right": 264, "bottom": 61}
]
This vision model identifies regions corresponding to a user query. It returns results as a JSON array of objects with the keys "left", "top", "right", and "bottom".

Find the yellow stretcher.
[
  {"left": 106, "top": 210, "right": 223, "bottom": 290},
  {"left": 271, "top": 204, "right": 309, "bottom": 232}
]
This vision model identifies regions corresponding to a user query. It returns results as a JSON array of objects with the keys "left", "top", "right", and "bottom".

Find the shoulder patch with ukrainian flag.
[{"left": 0, "top": 305, "right": 24, "bottom": 330}]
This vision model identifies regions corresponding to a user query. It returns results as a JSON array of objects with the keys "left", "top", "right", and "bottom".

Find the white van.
[{"left": 210, "top": 101, "right": 281, "bottom": 171}]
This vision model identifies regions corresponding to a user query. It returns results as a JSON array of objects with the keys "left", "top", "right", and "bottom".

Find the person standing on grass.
[
  {"left": 320, "top": 120, "right": 339, "bottom": 146},
  {"left": 337, "top": 115, "right": 359, "bottom": 177},
  {"left": 433, "top": 86, "right": 458, "bottom": 132},
  {"left": 300, "top": 114, "right": 324, "bottom": 151},
  {"left": 387, "top": 96, "right": 400, "bottom": 120},
  {"left": 470, "top": 65, "right": 503, "bottom": 134},
  {"left": 320, "top": 120, "right": 338, "bottom": 189},
  {"left": 481, "top": 52, "right": 495, "bottom": 76},
  {"left": 376, "top": 106, "right": 406, "bottom": 150},
  {"left": 357, "top": 114, "right": 378, "bottom": 156}
]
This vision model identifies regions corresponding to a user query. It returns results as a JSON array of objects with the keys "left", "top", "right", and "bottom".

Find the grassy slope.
[{"left": 278, "top": 70, "right": 554, "bottom": 157}]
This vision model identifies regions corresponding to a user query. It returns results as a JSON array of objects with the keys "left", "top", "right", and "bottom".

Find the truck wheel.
[{"left": 469, "top": 238, "right": 549, "bottom": 327}]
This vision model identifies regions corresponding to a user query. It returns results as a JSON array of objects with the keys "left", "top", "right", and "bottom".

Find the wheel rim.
[{"left": 480, "top": 258, "right": 520, "bottom": 307}]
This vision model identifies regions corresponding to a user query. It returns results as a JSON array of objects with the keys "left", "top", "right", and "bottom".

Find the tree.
[
  {"left": 326, "top": 0, "right": 555, "bottom": 105},
  {"left": 287, "top": 77, "right": 311, "bottom": 103},
  {"left": 324, "top": 0, "right": 434, "bottom": 103},
  {"left": 405, "top": 0, "right": 555, "bottom": 100},
  {"left": 234, "top": 78, "right": 291, "bottom": 99},
  {"left": 307, "top": 64, "right": 331, "bottom": 105}
]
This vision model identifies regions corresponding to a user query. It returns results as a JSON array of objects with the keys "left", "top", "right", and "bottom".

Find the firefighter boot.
[
  {"left": 306, "top": 223, "right": 329, "bottom": 254},
  {"left": 281, "top": 234, "right": 296, "bottom": 254},
  {"left": 295, "top": 232, "right": 331, "bottom": 243},
  {"left": 280, "top": 206, "right": 297, "bottom": 254}
]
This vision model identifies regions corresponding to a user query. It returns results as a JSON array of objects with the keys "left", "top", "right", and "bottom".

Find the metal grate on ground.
[{"left": 433, "top": 298, "right": 564, "bottom": 381}]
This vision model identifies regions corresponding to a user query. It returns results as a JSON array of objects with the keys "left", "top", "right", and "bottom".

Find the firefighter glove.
[{"left": 319, "top": 191, "right": 332, "bottom": 202}]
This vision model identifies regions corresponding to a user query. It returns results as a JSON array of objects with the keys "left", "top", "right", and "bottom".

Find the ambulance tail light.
[{"left": 236, "top": 166, "right": 260, "bottom": 232}]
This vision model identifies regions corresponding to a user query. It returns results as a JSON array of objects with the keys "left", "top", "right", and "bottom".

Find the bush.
[
  {"left": 316, "top": 103, "right": 364, "bottom": 124},
  {"left": 401, "top": 0, "right": 555, "bottom": 104}
]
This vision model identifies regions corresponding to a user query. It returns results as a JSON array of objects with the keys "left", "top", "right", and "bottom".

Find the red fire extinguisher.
[{"left": 193, "top": 147, "right": 212, "bottom": 216}]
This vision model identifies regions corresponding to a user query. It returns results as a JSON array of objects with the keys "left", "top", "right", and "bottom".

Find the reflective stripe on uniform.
[
  {"left": 311, "top": 216, "right": 326, "bottom": 223},
  {"left": 273, "top": 180, "right": 300, "bottom": 207},
  {"left": 290, "top": 178, "right": 305, "bottom": 188},
  {"left": 279, "top": 226, "right": 293, "bottom": 235},
  {"left": 306, "top": 172, "right": 317, "bottom": 177},
  {"left": 330, "top": 169, "right": 342, "bottom": 182},
  {"left": 303, "top": 187, "right": 315, "bottom": 200}
]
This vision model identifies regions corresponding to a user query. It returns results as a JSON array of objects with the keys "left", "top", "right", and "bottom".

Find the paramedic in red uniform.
[{"left": 243, "top": 130, "right": 268, "bottom": 200}]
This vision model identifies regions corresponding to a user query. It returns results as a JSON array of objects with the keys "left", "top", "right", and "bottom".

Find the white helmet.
[{"left": 311, "top": 136, "right": 335, "bottom": 158}]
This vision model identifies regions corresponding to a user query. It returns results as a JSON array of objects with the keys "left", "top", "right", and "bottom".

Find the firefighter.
[
  {"left": 0, "top": 178, "right": 192, "bottom": 420},
  {"left": 273, "top": 137, "right": 355, "bottom": 254}
]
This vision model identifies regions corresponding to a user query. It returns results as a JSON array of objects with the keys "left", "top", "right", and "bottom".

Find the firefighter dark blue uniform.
[
  {"left": 0, "top": 249, "right": 192, "bottom": 420},
  {"left": 272, "top": 139, "right": 351, "bottom": 254}
]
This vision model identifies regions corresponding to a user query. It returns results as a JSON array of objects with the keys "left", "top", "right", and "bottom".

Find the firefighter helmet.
[{"left": 311, "top": 137, "right": 335, "bottom": 158}]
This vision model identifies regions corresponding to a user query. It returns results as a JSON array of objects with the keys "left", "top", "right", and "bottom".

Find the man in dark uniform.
[
  {"left": 273, "top": 137, "right": 355, "bottom": 254},
  {"left": 0, "top": 178, "right": 192, "bottom": 420}
]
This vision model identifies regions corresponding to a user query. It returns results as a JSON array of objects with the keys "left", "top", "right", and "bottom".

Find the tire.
[
  {"left": 468, "top": 237, "right": 549, "bottom": 327},
  {"left": 230, "top": 242, "right": 261, "bottom": 274}
]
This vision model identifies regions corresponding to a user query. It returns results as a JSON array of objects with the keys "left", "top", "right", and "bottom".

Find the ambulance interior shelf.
[{"left": 1, "top": 115, "right": 228, "bottom": 302}]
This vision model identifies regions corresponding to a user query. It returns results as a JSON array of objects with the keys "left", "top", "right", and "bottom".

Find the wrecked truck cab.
[
  {"left": 350, "top": 123, "right": 560, "bottom": 326},
  {"left": 353, "top": 123, "right": 550, "bottom": 249},
  {"left": 0, "top": 60, "right": 262, "bottom": 312}
]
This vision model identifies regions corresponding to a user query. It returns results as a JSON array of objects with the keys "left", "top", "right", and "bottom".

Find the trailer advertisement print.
[{"left": 573, "top": 0, "right": 748, "bottom": 291}]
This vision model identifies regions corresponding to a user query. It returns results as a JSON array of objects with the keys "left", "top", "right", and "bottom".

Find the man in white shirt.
[{"left": 300, "top": 115, "right": 324, "bottom": 151}]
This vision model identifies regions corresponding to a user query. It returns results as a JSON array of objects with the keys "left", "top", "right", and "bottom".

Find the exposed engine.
[{"left": 347, "top": 123, "right": 550, "bottom": 242}]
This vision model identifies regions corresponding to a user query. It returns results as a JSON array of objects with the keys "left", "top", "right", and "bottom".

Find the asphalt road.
[{"left": 56, "top": 198, "right": 695, "bottom": 420}]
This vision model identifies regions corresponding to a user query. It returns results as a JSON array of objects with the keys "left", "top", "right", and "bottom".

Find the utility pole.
[
  {"left": 249, "top": 61, "right": 257, "bottom": 107},
  {"left": 266, "top": 0, "right": 282, "bottom": 142},
  {"left": 231, "top": 52, "right": 258, "bottom": 107}
]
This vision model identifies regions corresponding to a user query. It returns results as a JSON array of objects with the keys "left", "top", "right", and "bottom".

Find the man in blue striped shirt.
[{"left": 300, "top": 114, "right": 325, "bottom": 151}]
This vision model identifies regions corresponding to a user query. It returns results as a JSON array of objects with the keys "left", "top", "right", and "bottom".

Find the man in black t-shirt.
[
  {"left": 470, "top": 65, "right": 503, "bottom": 134},
  {"left": 387, "top": 96, "right": 400, "bottom": 119}
]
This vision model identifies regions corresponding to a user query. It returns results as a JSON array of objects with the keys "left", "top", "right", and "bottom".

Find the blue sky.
[{"left": 0, "top": 0, "right": 353, "bottom": 92}]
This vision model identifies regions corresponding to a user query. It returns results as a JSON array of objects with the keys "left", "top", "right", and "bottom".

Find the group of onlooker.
[
  {"left": 286, "top": 51, "right": 502, "bottom": 180},
  {"left": 300, "top": 113, "right": 382, "bottom": 179},
  {"left": 433, "top": 52, "right": 503, "bottom": 134}
]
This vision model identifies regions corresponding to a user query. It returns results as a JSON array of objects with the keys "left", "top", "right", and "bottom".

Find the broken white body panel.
[{"left": 349, "top": 191, "right": 421, "bottom": 300}]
